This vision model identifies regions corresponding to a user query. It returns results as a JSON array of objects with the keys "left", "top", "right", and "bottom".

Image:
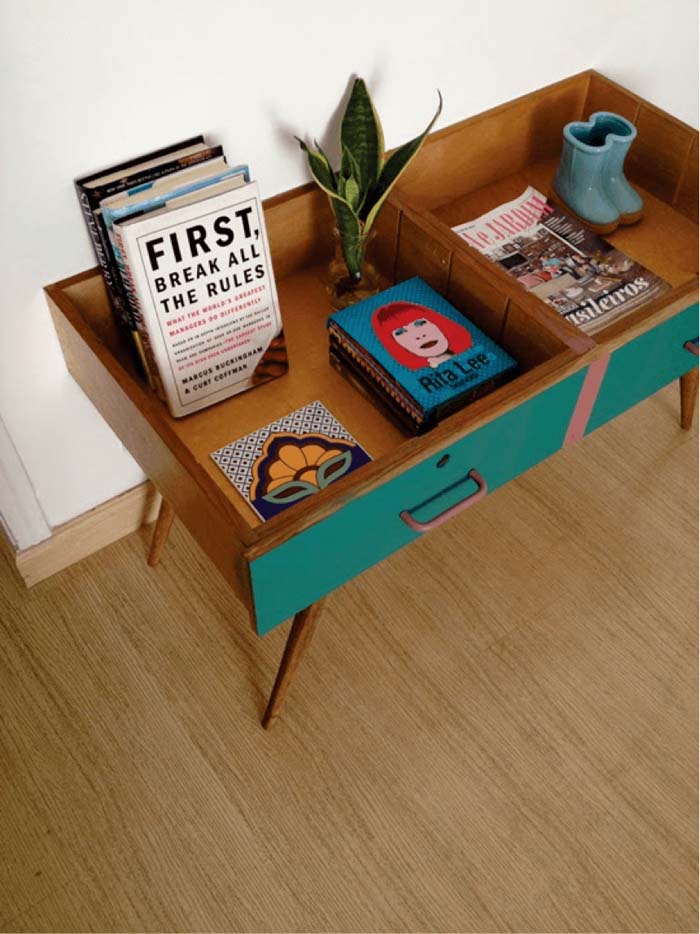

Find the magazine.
[{"left": 452, "top": 187, "right": 668, "bottom": 334}]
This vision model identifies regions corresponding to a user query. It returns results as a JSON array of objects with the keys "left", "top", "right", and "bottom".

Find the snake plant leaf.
[
  {"left": 341, "top": 78, "right": 383, "bottom": 194},
  {"left": 340, "top": 145, "right": 352, "bottom": 179},
  {"left": 344, "top": 176, "right": 361, "bottom": 211},
  {"left": 295, "top": 137, "right": 337, "bottom": 197},
  {"left": 332, "top": 198, "right": 363, "bottom": 278},
  {"left": 341, "top": 144, "right": 366, "bottom": 211},
  {"left": 296, "top": 81, "right": 442, "bottom": 280},
  {"left": 370, "top": 93, "right": 385, "bottom": 167},
  {"left": 314, "top": 139, "right": 337, "bottom": 184},
  {"left": 340, "top": 144, "right": 361, "bottom": 181},
  {"left": 362, "top": 90, "right": 443, "bottom": 229}
]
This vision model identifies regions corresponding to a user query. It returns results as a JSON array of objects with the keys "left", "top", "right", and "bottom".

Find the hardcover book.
[
  {"left": 75, "top": 137, "right": 220, "bottom": 333},
  {"left": 210, "top": 400, "right": 372, "bottom": 521},
  {"left": 452, "top": 186, "right": 669, "bottom": 333},
  {"left": 102, "top": 162, "right": 250, "bottom": 396},
  {"left": 100, "top": 159, "right": 248, "bottom": 231},
  {"left": 113, "top": 178, "right": 287, "bottom": 417},
  {"left": 328, "top": 278, "right": 518, "bottom": 432}
]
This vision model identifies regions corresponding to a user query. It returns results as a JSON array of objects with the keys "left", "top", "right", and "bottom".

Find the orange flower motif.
[{"left": 264, "top": 442, "right": 344, "bottom": 493}]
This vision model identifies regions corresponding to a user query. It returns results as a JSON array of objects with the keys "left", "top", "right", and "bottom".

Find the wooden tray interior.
[
  {"left": 396, "top": 71, "right": 699, "bottom": 342},
  {"left": 55, "top": 181, "right": 578, "bottom": 534}
]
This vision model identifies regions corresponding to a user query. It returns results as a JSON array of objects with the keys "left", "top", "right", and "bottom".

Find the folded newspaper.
[{"left": 452, "top": 186, "right": 668, "bottom": 334}]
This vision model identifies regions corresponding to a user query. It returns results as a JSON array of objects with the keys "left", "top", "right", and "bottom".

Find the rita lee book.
[{"left": 328, "top": 278, "right": 518, "bottom": 432}]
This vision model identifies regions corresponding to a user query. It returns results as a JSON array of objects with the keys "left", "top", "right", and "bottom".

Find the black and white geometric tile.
[{"left": 210, "top": 400, "right": 362, "bottom": 500}]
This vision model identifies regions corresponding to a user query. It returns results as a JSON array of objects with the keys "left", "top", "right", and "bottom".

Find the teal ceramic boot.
[
  {"left": 552, "top": 118, "right": 620, "bottom": 234},
  {"left": 589, "top": 111, "right": 644, "bottom": 225}
]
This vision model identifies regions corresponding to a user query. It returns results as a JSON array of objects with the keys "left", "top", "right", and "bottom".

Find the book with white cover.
[{"left": 113, "top": 179, "right": 287, "bottom": 417}]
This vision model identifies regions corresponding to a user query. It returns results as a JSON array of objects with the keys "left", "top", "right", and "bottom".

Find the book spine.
[
  {"left": 92, "top": 146, "right": 225, "bottom": 203},
  {"left": 111, "top": 225, "right": 166, "bottom": 401},
  {"left": 329, "top": 350, "right": 425, "bottom": 435},
  {"left": 329, "top": 324, "right": 421, "bottom": 409},
  {"left": 75, "top": 135, "right": 205, "bottom": 187},
  {"left": 76, "top": 147, "right": 224, "bottom": 330},
  {"left": 76, "top": 185, "right": 131, "bottom": 328},
  {"left": 328, "top": 330, "right": 424, "bottom": 422},
  {"left": 329, "top": 335, "right": 424, "bottom": 426}
]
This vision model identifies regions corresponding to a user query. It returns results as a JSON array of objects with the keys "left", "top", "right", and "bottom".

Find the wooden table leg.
[
  {"left": 680, "top": 369, "right": 698, "bottom": 430},
  {"left": 262, "top": 600, "right": 325, "bottom": 730},
  {"left": 148, "top": 498, "right": 176, "bottom": 567}
]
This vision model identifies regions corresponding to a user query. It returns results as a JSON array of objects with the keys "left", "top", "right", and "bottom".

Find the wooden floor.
[{"left": 1, "top": 383, "right": 697, "bottom": 934}]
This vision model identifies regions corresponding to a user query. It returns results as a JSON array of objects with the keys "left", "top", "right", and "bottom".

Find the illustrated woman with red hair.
[{"left": 372, "top": 301, "right": 473, "bottom": 370}]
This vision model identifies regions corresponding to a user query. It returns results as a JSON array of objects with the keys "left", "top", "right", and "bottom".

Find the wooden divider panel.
[
  {"left": 395, "top": 212, "right": 451, "bottom": 293},
  {"left": 675, "top": 137, "right": 699, "bottom": 224},
  {"left": 502, "top": 299, "right": 569, "bottom": 370},
  {"left": 446, "top": 252, "right": 509, "bottom": 344},
  {"left": 627, "top": 104, "right": 696, "bottom": 205}
]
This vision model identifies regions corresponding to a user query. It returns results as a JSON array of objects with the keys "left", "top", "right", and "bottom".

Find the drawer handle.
[
  {"left": 684, "top": 340, "right": 699, "bottom": 357},
  {"left": 399, "top": 469, "right": 488, "bottom": 533}
]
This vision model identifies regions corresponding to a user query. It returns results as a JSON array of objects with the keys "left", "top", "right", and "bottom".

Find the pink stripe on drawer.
[{"left": 564, "top": 354, "right": 610, "bottom": 446}]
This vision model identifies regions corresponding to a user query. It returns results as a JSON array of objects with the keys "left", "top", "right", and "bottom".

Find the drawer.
[
  {"left": 586, "top": 303, "right": 699, "bottom": 434},
  {"left": 248, "top": 365, "right": 587, "bottom": 634},
  {"left": 47, "top": 217, "right": 591, "bottom": 641}
]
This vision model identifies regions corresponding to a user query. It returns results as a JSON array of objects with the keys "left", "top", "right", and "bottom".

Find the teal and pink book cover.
[{"left": 329, "top": 277, "right": 518, "bottom": 421}]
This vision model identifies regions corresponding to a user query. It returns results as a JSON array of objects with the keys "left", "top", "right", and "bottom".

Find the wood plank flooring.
[{"left": 0, "top": 383, "right": 697, "bottom": 933}]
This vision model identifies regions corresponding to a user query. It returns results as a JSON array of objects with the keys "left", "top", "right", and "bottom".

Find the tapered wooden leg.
[
  {"left": 262, "top": 600, "right": 325, "bottom": 729},
  {"left": 148, "top": 498, "right": 176, "bottom": 566},
  {"left": 680, "top": 369, "right": 698, "bottom": 430}
]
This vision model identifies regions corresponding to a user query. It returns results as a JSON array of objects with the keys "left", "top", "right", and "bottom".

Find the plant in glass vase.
[{"left": 296, "top": 78, "right": 442, "bottom": 309}]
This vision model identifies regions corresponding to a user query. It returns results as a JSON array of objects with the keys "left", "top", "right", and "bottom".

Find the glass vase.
[{"left": 325, "top": 227, "right": 380, "bottom": 311}]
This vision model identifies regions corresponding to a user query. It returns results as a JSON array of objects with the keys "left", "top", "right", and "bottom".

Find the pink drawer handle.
[
  {"left": 399, "top": 469, "right": 488, "bottom": 533},
  {"left": 684, "top": 340, "right": 699, "bottom": 357}
]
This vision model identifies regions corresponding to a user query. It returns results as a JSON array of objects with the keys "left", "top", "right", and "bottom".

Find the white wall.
[{"left": 1, "top": 0, "right": 697, "bottom": 548}]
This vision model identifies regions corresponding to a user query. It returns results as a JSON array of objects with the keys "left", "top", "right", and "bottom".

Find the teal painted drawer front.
[
  {"left": 250, "top": 367, "right": 587, "bottom": 635},
  {"left": 586, "top": 303, "right": 699, "bottom": 434}
]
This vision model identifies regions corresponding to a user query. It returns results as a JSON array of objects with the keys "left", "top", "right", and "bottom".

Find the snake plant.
[{"left": 297, "top": 79, "right": 442, "bottom": 279}]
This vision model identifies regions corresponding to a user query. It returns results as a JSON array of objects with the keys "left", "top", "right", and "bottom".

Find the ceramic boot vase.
[
  {"left": 591, "top": 111, "right": 644, "bottom": 225},
  {"left": 553, "top": 111, "right": 644, "bottom": 234}
]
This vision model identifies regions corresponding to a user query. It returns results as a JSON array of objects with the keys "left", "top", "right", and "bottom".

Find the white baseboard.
[{"left": 15, "top": 482, "right": 161, "bottom": 587}]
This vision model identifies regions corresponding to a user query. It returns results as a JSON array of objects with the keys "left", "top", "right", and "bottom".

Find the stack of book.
[
  {"left": 76, "top": 136, "right": 286, "bottom": 418},
  {"left": 328, "top": 278, "right": 518, "bottom": 434}
]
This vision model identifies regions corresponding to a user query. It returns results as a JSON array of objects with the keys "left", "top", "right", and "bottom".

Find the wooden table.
[{"left": 46, "top": 70, "right": 699, "bottom": 728}]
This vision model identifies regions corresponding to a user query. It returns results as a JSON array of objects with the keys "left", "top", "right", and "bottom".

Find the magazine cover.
[
  {"left": 453, "top": 186, "right": 669, "bottom": 333},
  {"left": 328, "top": 277, "right": 518, "bottom": 423},
  {"left": 210, "top": 400, "right": 372, "bottom": 520}
]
